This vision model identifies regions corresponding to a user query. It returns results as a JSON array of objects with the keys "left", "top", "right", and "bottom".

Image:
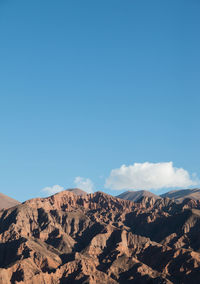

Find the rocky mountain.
[
  {"left": 0, "top": 192, "right": 20, "bottom": 210},
  {"left": 66, "top": 188, "right": 87, "bottom": 195},
  {"left": 160, "top": 188, "right": 200, "bottom": 203},
  {"left": 117, "top": 190, "right": 161, "bottom": 202},
  {"left": 0, "top": 191, "right": 200, "bottom": 283}
]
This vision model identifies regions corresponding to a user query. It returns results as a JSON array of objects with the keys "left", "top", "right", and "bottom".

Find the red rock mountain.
[
  {"left": 0, "top": 192, "right": 20, "bottom": 210},
  {"left": 0, "top": 190, "right": 200, "bottom": 283}
]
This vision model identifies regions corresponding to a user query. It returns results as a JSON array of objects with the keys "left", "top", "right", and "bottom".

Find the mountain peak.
[
  {"left": 117, "top": 190, "right": 161, "bottom": 202},
  {"left": 160, "top": 188, "right": 200, "bottom": 203},
  {"left": 0, "top": 192, "right": 20, "bottom": 210},
  {"left": 66, "top": 188, "right": 88, "bottom": 195}
]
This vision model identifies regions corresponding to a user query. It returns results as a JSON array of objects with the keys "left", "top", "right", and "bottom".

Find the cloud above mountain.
[
  {"left": 105, "top": 162, "right": 198, "bottom": 190},
  {"left": 42, "top": 184, "right": 64, "bottom": 194},
  {"left": 74, "top": 177, "right": 94, "bottom": 193}
]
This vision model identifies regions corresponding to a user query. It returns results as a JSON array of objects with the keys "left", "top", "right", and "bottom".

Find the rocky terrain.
[
  {"left": 0, "top": 193, "right": 20, "bottom": 210},
  {"left": 0, "top": 189, "right": 200, "bottom": 283},
  {"left": 117, "top": 190, "right": 161, "bottom": 202}
]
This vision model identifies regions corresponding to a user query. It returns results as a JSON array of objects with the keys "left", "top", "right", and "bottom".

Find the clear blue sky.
[{"left": 0, "top": 0, "right": 200, "bottom": 201}]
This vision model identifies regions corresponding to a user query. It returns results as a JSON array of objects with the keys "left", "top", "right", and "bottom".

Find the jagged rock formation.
[
  {"left": 117, "top": 190, "right": 161, "bottom": 202},
  {"left": 0, "top": 191, "right": 200, "bottom": 283},
  {"left": 0, "top": 193, "right": 20, "bottom": 210},
  {"left": 161, "top": 188, "right": 200, "bottom": 203}
]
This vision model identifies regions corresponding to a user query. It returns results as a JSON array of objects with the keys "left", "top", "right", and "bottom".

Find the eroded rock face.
[{"left": 0, "top": 191, "right": 200, "bottom": 283}]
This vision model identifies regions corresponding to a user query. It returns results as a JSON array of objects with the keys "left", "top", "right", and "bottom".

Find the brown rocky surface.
[{"left": 0, "top": 190, "right": 200, "bottom": 283}]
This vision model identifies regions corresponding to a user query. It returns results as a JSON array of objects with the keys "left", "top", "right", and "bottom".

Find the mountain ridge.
[
  {"left": 0, "top": 189, "right": 200, "bottom": 283},
  {"left": 117, "top": 190, "right": 161, "bottom": 202},
  {"left": 0, "top": 192, "right": 20, "bottom": 210},
  {"left": 160, "top": 188, "right": 200, "bottom": 203}
]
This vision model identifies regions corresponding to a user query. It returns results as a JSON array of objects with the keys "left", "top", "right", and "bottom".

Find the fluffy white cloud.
[
  {"left": 74, "top": 177, "right": 94, "bottom": 193},
  {"left": 105, "top": 162, "right": 198, "bottom": 190},
  {"left": 42, "top": 184, "right": 64, "bottom": 195}
]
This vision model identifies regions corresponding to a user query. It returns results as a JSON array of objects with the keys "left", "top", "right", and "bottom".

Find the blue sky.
[{"left": 0, "top": 0, "right": 200, "bottom": 201}]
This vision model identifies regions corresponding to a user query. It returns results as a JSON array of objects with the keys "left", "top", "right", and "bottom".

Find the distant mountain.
[
  {"left": 0, "top": 192, "right": 20, "bottom": 210},
  {"left": 66, "top": 188, "right": 87, "bottom": 195},
  {"left": 117, "top": 190, "right": 161, "bottom": 202},
  {"left": 160, "top": 188, "right": 200, "bottom": 203}
]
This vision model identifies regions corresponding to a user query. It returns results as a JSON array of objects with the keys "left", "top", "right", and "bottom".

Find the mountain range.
[
  {"left": 117, "top": 188, "right": 200, "bottom": 203},
  {"left": 0, "top": 188, "right": 200, "bottom": 283}
]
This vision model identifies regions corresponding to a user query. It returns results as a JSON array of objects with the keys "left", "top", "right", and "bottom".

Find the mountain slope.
[
  {"left": 66, "top": 188, "right": 87, "bottom": 195},
  {"left": 117, "top": 190, "right": 161, "bottom": 202},
  {"left": 161, "top": 188, "right": 200, "bottom": 202},
  {"left": 0, "top": 192, "right": 20, "bottom": 210},
  {"left": 0, "top": 191, "right": 200, "bottom": 283}
]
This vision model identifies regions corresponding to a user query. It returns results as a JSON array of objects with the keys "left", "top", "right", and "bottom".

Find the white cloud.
[
  {"left": 42, "top": 184, "right": 64, "bottom": 195},
  {"left": 74, "top": 177, "right": 94, "bottom": 193},
  {"left": 105, "top": 162, "right": 198, "bottom": 191}
]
